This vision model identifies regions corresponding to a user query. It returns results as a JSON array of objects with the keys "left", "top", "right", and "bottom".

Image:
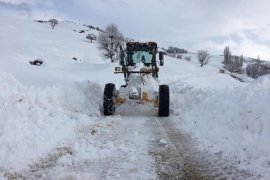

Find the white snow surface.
[
  {"left": 160, "top": 57, "right": 270, "bottom": 177},
  {"left": 0, "top": 16, "right": 269, "bottom": 179}
]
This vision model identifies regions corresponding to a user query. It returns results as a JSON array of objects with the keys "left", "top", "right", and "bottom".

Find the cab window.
[{"left": 131, "top": 51, "right": 152, "bottom": 64}]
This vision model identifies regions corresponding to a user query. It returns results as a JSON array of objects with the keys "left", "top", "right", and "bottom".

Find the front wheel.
[
  {"left": 158, "top": 85, "right": 170, "bottom": 117},
  {"left": 103, "top": 83, "right": 116, "bottom": 116}
]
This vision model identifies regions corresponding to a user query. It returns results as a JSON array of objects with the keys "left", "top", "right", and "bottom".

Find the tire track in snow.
[
  {"left": 2, "top": 147, "right": 73, "bottom": 180},
  {"left": 148, "top": 117, "right": 257, "bottom": 180}
]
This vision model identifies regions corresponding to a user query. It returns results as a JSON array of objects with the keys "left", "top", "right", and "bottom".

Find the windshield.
[{"left": 131, "top": 51, "right": 152, "bottom": 64}]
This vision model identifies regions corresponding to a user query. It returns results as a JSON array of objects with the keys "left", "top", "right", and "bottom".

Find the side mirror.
[
  {"left": 159, "top": 52, "right": 164, "bottom": 61},
  {"left": 159, "top": 52, "right": 164, "bottom": 66}
]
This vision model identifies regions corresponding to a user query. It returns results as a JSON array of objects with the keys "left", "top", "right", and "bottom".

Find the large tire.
[
  {"left": 158, "top": 85, "right": 170, "bottom": 117},
  {"left": 103, "top": 83, "right": 116, "bottom": 116}
]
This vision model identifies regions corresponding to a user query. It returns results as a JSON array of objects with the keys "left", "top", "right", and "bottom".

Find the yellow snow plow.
[{"left": 103, "top": 42, "right": 170, "bottom": 117}]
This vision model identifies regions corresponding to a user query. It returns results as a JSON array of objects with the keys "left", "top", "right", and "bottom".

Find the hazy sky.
[{"left": 1, "top": 0, "right": 270, "bottom": 59}]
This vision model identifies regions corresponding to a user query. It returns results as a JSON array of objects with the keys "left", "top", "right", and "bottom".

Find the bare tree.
[
  {"left": 223, "top": 46, "right": 231, "bottom": 65},
  {"left": 97, "top": 24, "right": 125, "bottom": 62},
  {"left": 197, "top": 50, "right": 210, "bottom": 67},
  {"left": 232, "top": 55, "right": 244, "bottom": 73},
  {"left": 48, "top": 19, "right": 58, "bottom": 29},
  {"left": 223, "top": 46, "right": 243, "bottom": 73}
]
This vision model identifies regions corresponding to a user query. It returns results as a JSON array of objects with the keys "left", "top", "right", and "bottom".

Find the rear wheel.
[
  {"left": 103, "top": 83, "right": 116, "bottom": 116},
  {"left": 158, "top": 85, "right": 170, "bottom": 117}
]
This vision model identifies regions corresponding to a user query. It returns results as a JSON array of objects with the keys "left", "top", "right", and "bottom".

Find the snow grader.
[{"left": 103, "top": 41, "right": 170, "bottom": 117}]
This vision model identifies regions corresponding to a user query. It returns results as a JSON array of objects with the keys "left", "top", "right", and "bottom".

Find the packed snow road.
[{"left": 3, "top": 115, "right": 258, "bottom": 179}]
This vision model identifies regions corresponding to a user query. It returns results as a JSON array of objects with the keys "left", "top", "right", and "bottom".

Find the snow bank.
[
  {"left": 159, "top": 56, "right": 247, "bottom": 91},
  {"left": 0, "top": 73, "right": 102, "bottom": 172},
  {"left": 171, "top": 75, "right": 270, "bottom": 177}
]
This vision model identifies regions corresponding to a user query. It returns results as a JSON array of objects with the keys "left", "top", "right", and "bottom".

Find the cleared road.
[{"left": 148, "top": 117, "right": 256, "bottom": 180}]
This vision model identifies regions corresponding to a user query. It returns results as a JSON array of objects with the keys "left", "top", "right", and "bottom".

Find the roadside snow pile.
[
  {"left": 40, "top": 116, "right": 156, "bottom": 179},
  {"left": 0, "top": 73, "right": 102, "bottom": 172},
  {"left": 171, "top": 75, "right": 270, "bottom": 177}
]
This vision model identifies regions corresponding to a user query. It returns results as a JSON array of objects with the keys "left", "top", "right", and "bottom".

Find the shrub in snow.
[
  {"left": 219, "top": 69, "right": 225, "bottom": 73},
  {"left": 86, "top": 34, "right": 96, "bottom": 43},
  {"left": 87, "top": 25, "right": 95, "bottom": 30},
  {"left": 166, "top": 46, "right": 187, "bottom": 59},
  {"left": 167, "top": 46, "right": 187, "bottom": 54},
  {"left": 176, "top": 54, "right": 182, "bottom": 59},
  {"left": 35, "top": 20, "right": 45, "bottom": 23},
  {"left": 29, "top": 59, "right": 43, "bottom": 66},
  {"left": 197, "top": 50, "right": 210, "bottom": 67},
  {"left": 96, "top": 27, "right": 104, "bottom": 32},
  {"left": 72, "top": 57, "right": 82, "bottom": 62},
  {"left": 97, "top": 24, "right": 125, "bottom": 62},
  {"left": 184, "top": 56, "right": 191, "bottom": 61}
]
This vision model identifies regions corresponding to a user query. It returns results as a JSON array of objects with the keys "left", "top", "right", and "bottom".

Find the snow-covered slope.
[
  {"left": 0, "top": 16, "right": 122, "bottom": 87},
  {"left": 0, "top": 16, "right": 269, "bottom": 179}
]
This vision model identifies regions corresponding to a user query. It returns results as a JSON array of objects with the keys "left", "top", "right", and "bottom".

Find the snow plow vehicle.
[{"left": 103, "top": 41, "right": 170, "bottom": 117}]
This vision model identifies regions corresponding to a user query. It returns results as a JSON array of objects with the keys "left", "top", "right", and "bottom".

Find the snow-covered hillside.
[
  {"left": 0, "top": 16, "right": 122, "bottom": 87},
  {"left": 0, "top": 16, "right": 269, "bottom": 179}
]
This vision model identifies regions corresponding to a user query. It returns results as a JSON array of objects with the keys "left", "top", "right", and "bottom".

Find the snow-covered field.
[{"left": 0, "top": 16, "right": 269, "bottom": 179}]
